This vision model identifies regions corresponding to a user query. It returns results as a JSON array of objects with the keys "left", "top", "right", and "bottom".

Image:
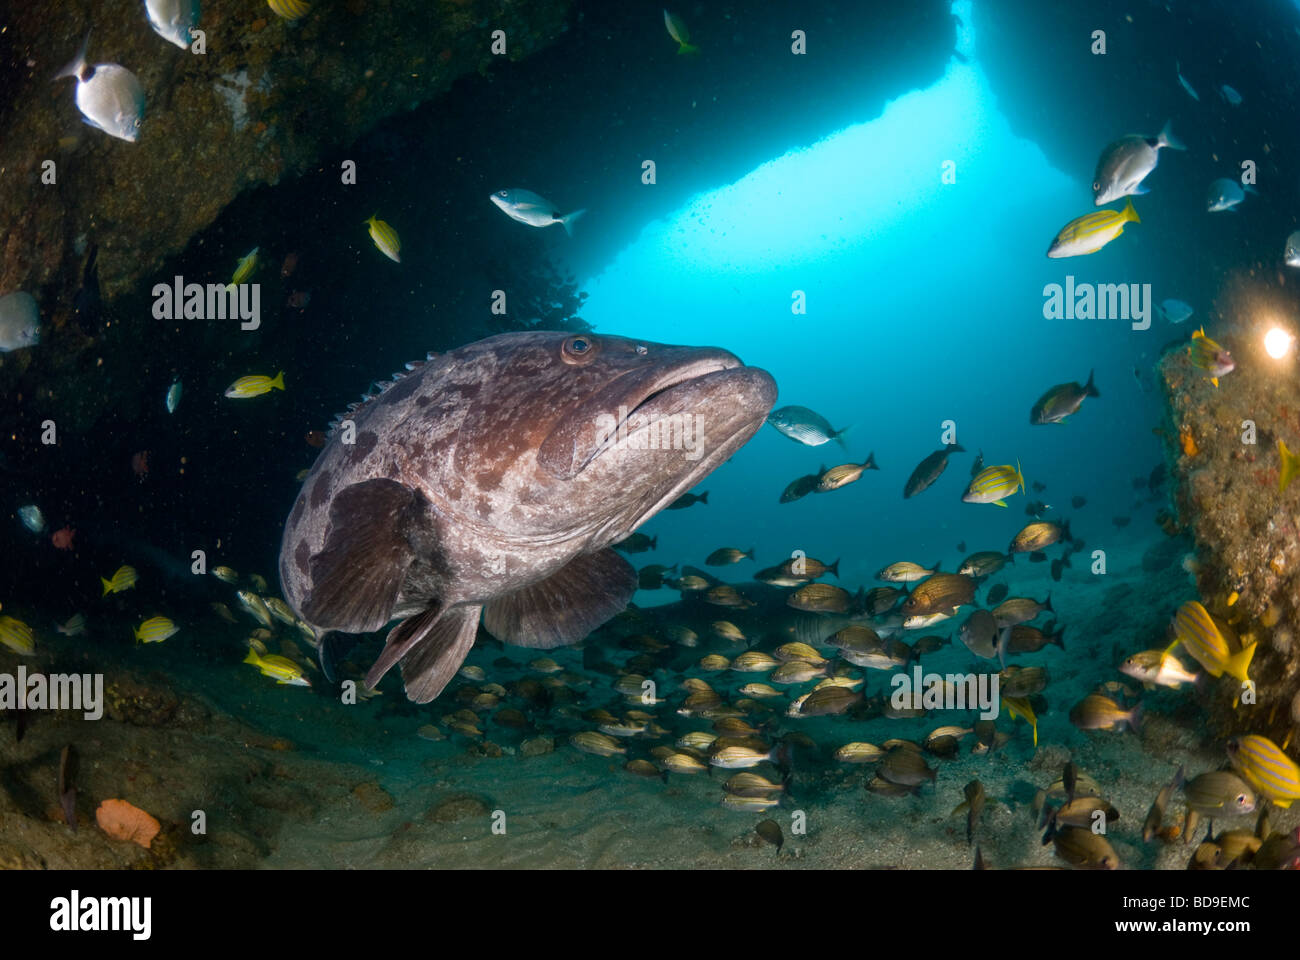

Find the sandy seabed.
[{"left": 0, "top": 528, "right": 1291, "bottom": 870}]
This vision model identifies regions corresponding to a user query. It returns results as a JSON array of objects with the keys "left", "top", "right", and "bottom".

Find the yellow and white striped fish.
[
  {"left": 962, "top": 460, "right": 1024, "bottom": 507},
  {"left": 1047, "top": 198, "right": 1139, "bottom": 258},
  {"left": 243, "top": 647, "right": 311, "bottom": 686},
  {"left": 134, "top": 616, "right": 178, "bottom": 644},
  {"left": 365, "top": 214, "right": 401, "bottom": 263},
  {"left": 1169, "top": 600, "right": 1255, "bottom": 682},
  {"left": 0, "top": 615, "right": 35, "bottom": 655},
  {"left": 1227, "top": 735, "right": 1300, "bottom": 808},
  {"left": 224, "top": 371, "right": 285, "bottom": 398},
  {"left": 267, "top": 0, "right": 311, "bottom": 20},
  {"left": 101, "top": 565, "right": 139, "bottom": 596}
]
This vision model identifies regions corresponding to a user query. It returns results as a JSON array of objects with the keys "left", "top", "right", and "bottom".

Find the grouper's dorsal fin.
[
  {"left": 482, "top": 548, "right": 638, "bottom": 648},
  {"left": 326, "top": 351, "right": 440, "bottom": 439},
  {"left": 301, "top": 478, "right": 426, "bottom": 632}
]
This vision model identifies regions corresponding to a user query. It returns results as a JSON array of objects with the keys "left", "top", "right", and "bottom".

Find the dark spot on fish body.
[
  {"left": 415, "top": 394, "right": 432, "bottom": 407},
  {"left": 309, "top": 473, "right": 333, "bottom": 508},
  {"left": 289, "top": 495, "right": 306, "bottom": 529},
  {"left": 294, "top": 539, "right": 312, "bottom": 575},
  {"left": 352, "top": 430, "right": 379, "bottom": 461},
  {"left": 445, "top": 381, "right": 483, "bottom": 404},
  {"left": 475, "top": 496, "right": 493, "bottom": 520}
]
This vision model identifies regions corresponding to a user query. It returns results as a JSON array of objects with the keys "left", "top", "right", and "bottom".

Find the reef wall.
[
  {"left": 0, "top": 0, "right": 573, "bottom": 316},
  {"left": 1160, "top": 336, "right": 1300, "bottom": 743}
]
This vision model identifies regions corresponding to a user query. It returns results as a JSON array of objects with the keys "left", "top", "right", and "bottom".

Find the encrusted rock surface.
[
  {"left": 0, "top": 0, "right": 571, "bottom": 308},
  {"left": 1160, "top": 336, "right": 1300, "bottom": 742}
]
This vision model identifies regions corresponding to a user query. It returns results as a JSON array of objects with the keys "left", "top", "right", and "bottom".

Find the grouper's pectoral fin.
[
  {"left": 362, "top": 602, "right": 481, "bottom": 703},
  {"left": 302, "top": 479, "right": 424, "bottom": 633},
  {"left": 482, "top": 548, "right": 637, "bottom": 649}
]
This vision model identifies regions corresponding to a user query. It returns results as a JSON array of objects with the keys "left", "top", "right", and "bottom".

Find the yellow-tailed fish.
[
  {"left": 1046, "top": 198, "right": 1139, "bottom": 258},
  {"left": 365, "top": 214, "right": 401, "bottom": 263},
  {"left": 1003, "top": 695, "right": 1038, "bottom": 746},
  {"left": 243, "top": 648, "right": 311, "bottom": 686},
  {"left": 1279, "top": 439, "right": 1300, "bottom": 493},
  {"left": 133, "top": 616, "right": 178, "bottom": 644},
  {"left": 0, "top": 615, "right": 35, "bottom": 655},
  {"left": 963, "top": 460, "right": 1025, "bottom": 507},
  {"left": 100, "top": 565, "right": 139, "bottom": 596},
  {"left": 663, "top": 9, "right": 700, "bottom": 55},
  {"left": 1119, "top": 649, "right": 1201, "bottom": 689},
  {"left": 1169, "top": 600, "right": 1255, "bottom": 682},
  {"left": 224, "top": 371, "right": 285, "bottom": 399},
  {"left": 227, "top": 247, "right": 259, "bottom": 288},
  {"left": 1188, "top": 327, "right": 1235, "bottom": 387},
  {"left": 267, "top": 0, "right": 311, "bottom": 20},
  {"left": 1227, "top": 735, "right": 1300, "bottom": 809}
]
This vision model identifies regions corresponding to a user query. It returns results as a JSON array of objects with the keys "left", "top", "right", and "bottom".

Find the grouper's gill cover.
[{"left": 278, "top": 331, "right": 777, "bottom": 703}]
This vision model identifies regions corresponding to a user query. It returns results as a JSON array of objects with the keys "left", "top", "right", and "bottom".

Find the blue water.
[{"left": 583, "top": 42, "right": 1165, "bottom": 587}]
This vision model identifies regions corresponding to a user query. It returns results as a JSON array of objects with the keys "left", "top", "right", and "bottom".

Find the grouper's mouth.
[
  {"left": 537, "top": 345, "right": 776, "bottom": 481},
  {"left": 596, "top": 362, "right": 778, "bottom": 539},
  {"left": 580, "top": 357, "right": 740, "bottom": 472}
]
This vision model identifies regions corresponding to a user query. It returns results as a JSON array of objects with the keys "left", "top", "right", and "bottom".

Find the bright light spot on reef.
[{"left": 1264, "top": 326, "right": 1295, "bottom": 359}]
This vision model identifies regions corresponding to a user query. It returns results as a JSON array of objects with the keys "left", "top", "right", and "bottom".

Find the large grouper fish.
[{"left": 279, "top": 331, "right": 776, "bottom": 702}]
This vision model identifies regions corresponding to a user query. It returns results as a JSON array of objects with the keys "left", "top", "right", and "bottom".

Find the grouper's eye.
[{"left": 561, "top": 334, "right": 597, "bottom": 364}]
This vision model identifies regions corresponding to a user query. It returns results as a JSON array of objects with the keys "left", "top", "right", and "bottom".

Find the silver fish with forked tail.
[
  {"left": 279, "top": 331, "right": 776, "bottom": 703},
  {"left": 54, "top": 31, "right": 146, "bottom": 143}
]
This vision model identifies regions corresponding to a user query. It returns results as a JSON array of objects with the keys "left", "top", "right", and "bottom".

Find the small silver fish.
[
  {"left": 1286, "top": 231, "right": 1300, "bottom": 269},
  {"left": 488, "top": 188, "right": 585, "bottom": 235},
  {"left": 1206, "top": 178, "right": 1249, "bottom": 212},
  {"left": 18, "top": 505, "right": 45, "bottom": 534},
  {"left": 55, "top": 32, "right": 146, "bottom": 143},
  {"left": 0, "top": 292, "right": 40, "bottom": 352},
  {"left": 1220, "top": 84, "right": 1242, "bottom": 106},
  {"left": 1092, "top": 121, "right": 1183, "bottom": 205},
  {"left": 166, "top": 380, "right": 182, "bottom": 414},
  {"left": 144, "top": 0, "right": 201, "bottom": 49},
  {"left": 56, "top": 613, "right": 87, "bottom": 637},
  {"left": 766, "top": 405, "right": 848, "bottom": 447},
  {"left": 1159, "top": 299, "right": 1193, "bottom": 324}
]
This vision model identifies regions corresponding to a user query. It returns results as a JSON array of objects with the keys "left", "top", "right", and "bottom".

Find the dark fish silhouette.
[
  {"left": 1030, "top": 370, "right": 1099, "bottom": 425},
  {"left": 665, "top": 490, "right": 709, "bottom": 510},
  {"left": 779, "top": 467, "right": 824, "bottom": 503},
  {"left": 903, "top": 442, "right": 965, "bottom": 499},
  {"left": 280, "top": 331, "right": 775, "bottom": 703}
]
